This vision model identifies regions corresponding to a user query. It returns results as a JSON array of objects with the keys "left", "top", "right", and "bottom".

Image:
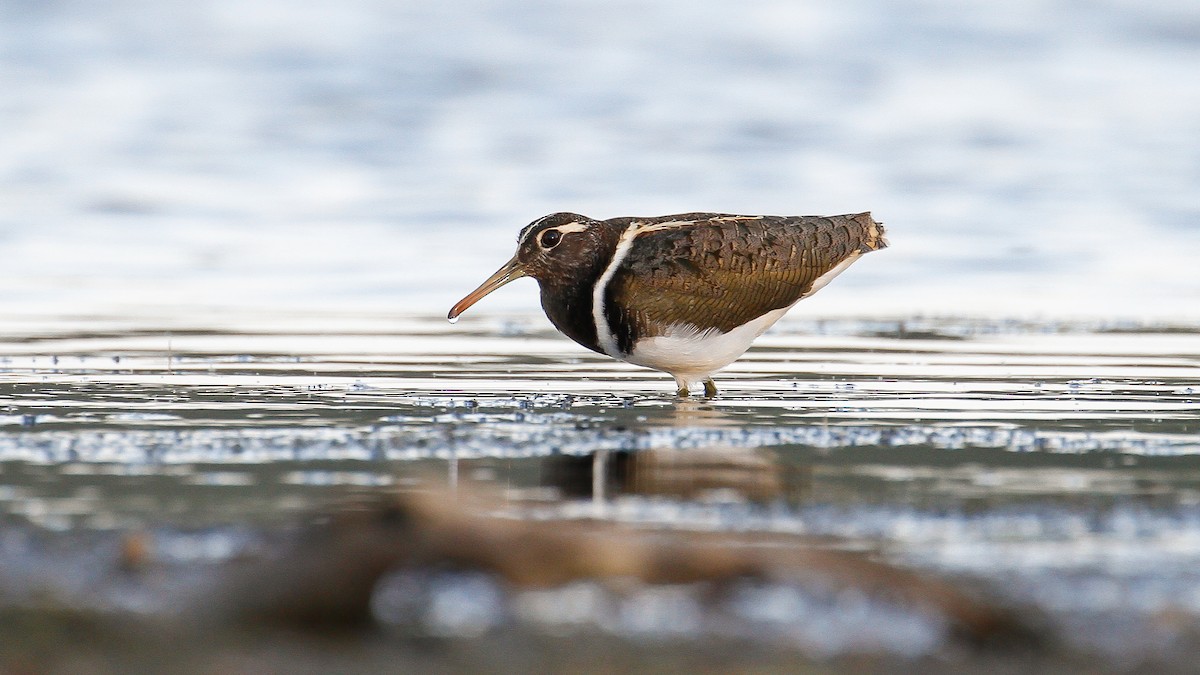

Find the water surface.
[{"left": 2, "top": 314, "right": 1198, "bottom": 667}]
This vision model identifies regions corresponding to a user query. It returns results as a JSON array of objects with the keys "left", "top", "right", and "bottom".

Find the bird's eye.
[{"left": 539, "top": 229, "right": 562, "bottom": 249}]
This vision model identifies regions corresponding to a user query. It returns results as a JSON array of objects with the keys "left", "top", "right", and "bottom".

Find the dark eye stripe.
[{"left": 540, "top": 229, "right": 562, "bottom": 248}]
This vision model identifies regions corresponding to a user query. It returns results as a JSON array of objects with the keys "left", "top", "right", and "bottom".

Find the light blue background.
[{"left": 2, "top": 0, "right": 1197, "bottom": 320}]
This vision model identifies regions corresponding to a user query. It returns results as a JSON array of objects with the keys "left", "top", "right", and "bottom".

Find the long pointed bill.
[{"left": 447, "top": 256, "right": 527, "bottom": 322}]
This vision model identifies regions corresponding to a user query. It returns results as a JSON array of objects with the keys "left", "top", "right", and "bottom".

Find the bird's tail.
[{"left": 852, "top": 212, "right": 888, "bottom": 252}]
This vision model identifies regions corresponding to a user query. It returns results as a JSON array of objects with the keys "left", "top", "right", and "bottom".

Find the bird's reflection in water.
[
  {"left": 546, "top": 447, "right": 811, "bottom": 507},
  {"left": 544, "top": 400, "right": 811, "bottom": 507},
  {"left": 661, "top": 398, "right": 741, "bottom": 427}
]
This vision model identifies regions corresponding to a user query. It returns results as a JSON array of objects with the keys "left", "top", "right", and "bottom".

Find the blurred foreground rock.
[
  {"left": 2, "top": 485, "right": 1065, "bottom": 674},
  {"left": 206, "top": 485, "right": 1041, "bottom": 649}
]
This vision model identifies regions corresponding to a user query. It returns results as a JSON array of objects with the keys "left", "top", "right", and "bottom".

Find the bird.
[{"left": 448, "top": 212, "right": 887, "bottom": 397}]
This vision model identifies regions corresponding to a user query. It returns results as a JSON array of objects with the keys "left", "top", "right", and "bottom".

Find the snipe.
[{"left": 449, "top": 212, "right": 887, "bottom": 396}]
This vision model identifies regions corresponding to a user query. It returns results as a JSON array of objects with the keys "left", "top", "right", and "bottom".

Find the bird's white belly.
[
  {"left": 619, "top": 252, "right": 863, "bottom": 387},
  {"left": 624, "top": 306, "right": 790, "bottom": 384}
]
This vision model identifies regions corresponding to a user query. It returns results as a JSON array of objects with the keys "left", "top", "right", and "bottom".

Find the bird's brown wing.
[{"left": 603, "top": 213, "right": 885, "bottom": 352}]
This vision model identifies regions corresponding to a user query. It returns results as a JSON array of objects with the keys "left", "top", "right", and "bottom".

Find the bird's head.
[{"left": 448, "top": 213, "right": 606, "bottom": 321}]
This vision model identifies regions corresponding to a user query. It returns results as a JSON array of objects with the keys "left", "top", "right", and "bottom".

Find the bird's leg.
[
  {"left": 674, "top": 375, "right": 690, "bottom": 397},
  {"left": 703, "top": 378, "right": 718, "bottom": 398}
]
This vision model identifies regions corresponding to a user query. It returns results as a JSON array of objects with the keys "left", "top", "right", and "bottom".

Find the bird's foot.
[{"left": 675, "top": 378, "right": 717, "bottom": 398}]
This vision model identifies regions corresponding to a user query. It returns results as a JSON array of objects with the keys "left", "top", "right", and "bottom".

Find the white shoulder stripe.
[
  {"left": 591, "top": 219, "right": 711, "bottom": 357},
  {"left": 591, "top": 222, "right": 647, "bottom": 357}
]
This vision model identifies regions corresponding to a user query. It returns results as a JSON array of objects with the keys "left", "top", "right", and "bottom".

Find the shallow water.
[{"left": 2, "top": 313, "right": 1198, "bottom": 664}]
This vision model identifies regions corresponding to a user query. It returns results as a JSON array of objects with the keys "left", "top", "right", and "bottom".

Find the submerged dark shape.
[
  {"left": 187, "top": 479, "right": 1041, "bottom": 650},
  {"left": 0, "top": 480, "right": 1051, "bottom": 670},
  {"left": 449, "top": 212, "right": 887, "bottom": 396}
]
